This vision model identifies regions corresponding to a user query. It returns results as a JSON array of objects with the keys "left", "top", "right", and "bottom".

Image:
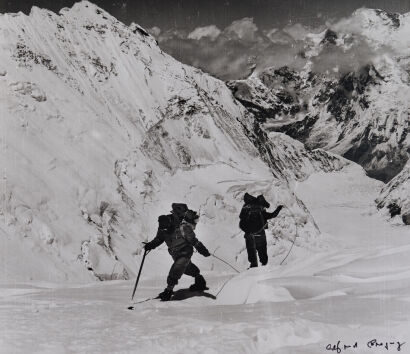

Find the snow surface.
[{"left": 1, "top": 164, "right": 409, "bottom": 353}]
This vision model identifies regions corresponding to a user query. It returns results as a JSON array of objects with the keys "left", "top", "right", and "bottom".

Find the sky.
[
  {"left": 1, "top": 0, "right": 410, "bottom": 79},
  {"left": 1, "top": 0, "right": 410, "bottom": 30}
]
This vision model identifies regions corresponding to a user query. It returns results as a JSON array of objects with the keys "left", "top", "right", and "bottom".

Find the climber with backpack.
[
  {"left": 144, "top": 204, "right": 211, "bottom": 301},
  {"left": 239, "top": 193, "right": 283, "bottom": 268}
]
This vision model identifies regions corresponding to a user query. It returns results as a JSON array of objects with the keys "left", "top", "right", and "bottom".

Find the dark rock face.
[
  {"left": 277, "top": 115, "right": 319, "bottom": 143},
  {"left": 343, "top": 125, "right": 409, "bottom": 182},
  {"left": 227, "top": 60, "right": 408, "bottom": 182},
  {"left": 321, "top": 29, "right": 338, "bottom": 46},
  {"left": 317, "top": 65, "right": 383, "bottom": 123},
  {"left": 375, "top": 9, "right": 401, "bottom": 28},
  {"left": 268, "top": 66, "right": 300, "bottom": 86},
  {"left": 226, "top": 10, "right": 410, "bottom": 183},
  {"left": 228, "top": 66, "right": 304, "bottom": 122},
  {"left": 364, "top": 154, "right": 408, "bottom": 182},
  {"left": 235, "top": 97, "right": 280, "bottom": 123},
  {"left": 376, "top": 160, "right": 410, "bottom": 224},
  {"left": 387, "top": 203, "right": 401, "bottom": 218}
]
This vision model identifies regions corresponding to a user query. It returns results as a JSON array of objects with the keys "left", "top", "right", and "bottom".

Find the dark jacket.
[
  {"left": 147, "top": 218, "right": 208, "bottom": 257},
  {"left": 239, "top": 193, "right": 282, "bottom": 236}
]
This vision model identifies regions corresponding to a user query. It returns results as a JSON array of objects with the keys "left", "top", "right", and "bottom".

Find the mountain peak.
[
  {"left": 337, "top": 8, "right": 404, "bottom": 37},
  {"left": 61, "top": 1, "right": 113, "bottom": 19},
  {"left": 62, "top": 1, "right": 100, "bottom": 12},
  {"left": 352, "top": 8, "right": 401, "bottom": 28}
]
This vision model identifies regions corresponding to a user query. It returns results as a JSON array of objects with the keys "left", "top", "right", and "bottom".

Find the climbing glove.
[{"left": 195, "top": 241, "right": 211, "bottom": 257}]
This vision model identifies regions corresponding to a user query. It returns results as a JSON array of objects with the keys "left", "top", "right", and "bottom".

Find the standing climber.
[
  {"left": 239, "top": 193, "right": 283, "bottom": 268},
  {"left": 144, "top": 207, "right": 211, "bottom": 301}
]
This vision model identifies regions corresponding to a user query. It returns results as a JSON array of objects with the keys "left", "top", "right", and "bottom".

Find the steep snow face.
[
  {"left": 376, "top": 160, "right": 410, "bottom": 224},
  {"left": 0, "top": 2, "right": 346, "bottom": 281},
  {"left": 228, "top": 9, "right": 410, "bottom": 182},
  {"left": 265, "top": 132, "right": 347, "bottom": 181}
]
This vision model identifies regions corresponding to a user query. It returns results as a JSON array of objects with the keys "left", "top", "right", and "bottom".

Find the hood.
[
  {"left": 244, "top": 192, "right": 257, "bottom": 205},
  {"left": 256, "top": 194, "right": 270, "bottom": 208}
]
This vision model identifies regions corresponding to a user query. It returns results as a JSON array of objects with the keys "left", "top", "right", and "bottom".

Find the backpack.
[
  {"left": 239, "top": 204, "right": 265, "bottom": 233},
  {"left": 158, "top": 214, "right": 176, "bottom": 234}
]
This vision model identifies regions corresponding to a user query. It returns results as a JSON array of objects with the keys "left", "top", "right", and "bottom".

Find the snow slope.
[
  {"left": 377, "top": 160, "right": 410, "bottom": 224},
  {"left": 228, "top": 9, "right": 410, "bottom": 182},
  {"left": 1, "top": 164, "right": 409, "bottom": 354},
  {"left": 0, "top": 1, "right": 347, "bottom": 282}
]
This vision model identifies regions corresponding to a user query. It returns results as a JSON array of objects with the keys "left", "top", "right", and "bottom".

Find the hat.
[
  {"left": 171, "top": 203, "right": 188, "bottom": 218},
  {"left": 256, "top": 194, "right": 270, "bottom": 208},
  {"left": 244, "top": 192, "right": 257, "bottom": 204}
]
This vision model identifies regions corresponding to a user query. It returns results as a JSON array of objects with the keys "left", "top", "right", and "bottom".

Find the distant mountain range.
[{"left": 228, "top": 8, "right": 410, "bottom": 184}]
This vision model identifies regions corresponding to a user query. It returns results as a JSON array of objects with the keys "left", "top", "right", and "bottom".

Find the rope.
[
  {"left": 279, "top": 206, "right": 298, "bottom": 265},
  {"left": 211, "top": 254, "right": 241, "bottom": 273},
  {"left": 230, "top": 230, "right": 243, "bottom": 239},
  {"left": 110, "top": 261, "right": 118, "bottom": 280},
  {"left": 212, "top": 206, "right": 298, "bottom": 298},
  {"left": 215, "top": 274, "right": 237, "bottom": 297}
]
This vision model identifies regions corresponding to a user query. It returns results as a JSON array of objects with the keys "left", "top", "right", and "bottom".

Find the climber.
[
  {"left": 239, "top": 193, "right": 283, "bottom": 268},
  {"left": 144, "top": 207, "right": 211, "bottom": 301}
]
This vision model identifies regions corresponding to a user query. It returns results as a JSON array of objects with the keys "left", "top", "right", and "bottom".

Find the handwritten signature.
[{"left": 326, "top": 339, "right": 405, "bottom": 352}]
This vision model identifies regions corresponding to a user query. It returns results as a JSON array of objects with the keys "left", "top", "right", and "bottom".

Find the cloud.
[
  {"left": 223, "top": 17, "right": 258, "bottom": 42},
  {"left": 309, "top": 9, "right": 405, "bottom": 75},
  {"left": 148, "top": 8, "right": 406, "bottom": 82},
  {"left": 310, "top": 39, "right": 380, "bottom": 75},
  {"left": 153, "top": 17, "right": 309, "bottom": 80},
  {"left": 264, "top": 28, "right": 294, "bottom": 45},
  {"left": 188, "top": 25, "right": 221, "bottom": 41},
  {"left": 283, "top": 23, "right": 324, "bottom": 41},
  {"left": 329, "top": 8, "right": 370, "bottom": 36},
  {"left": 158, "top": 28, "right": 189, "bottom": 42},
  {"left": 158, "top": 35, "right": 258, "bottom": 80},
  {"left": 148, "top": 26, "right": 161, "bottom": 37}
]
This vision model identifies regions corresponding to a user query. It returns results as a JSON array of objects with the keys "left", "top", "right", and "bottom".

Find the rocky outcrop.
[{"left": 376, "top": 161, "right": 410, "bottom": 224}]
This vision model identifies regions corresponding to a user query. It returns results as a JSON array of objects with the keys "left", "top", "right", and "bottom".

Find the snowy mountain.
[
  {"left": 2, "top": 4, "right": 410, "bottom": 352},
  {"left": 376, "top": 160, "right": 410, "bottom": 224},
  {"left": 228, "top": 8, "right": 410, "bottom": 183},
  {"left": 0, "top": 1, "right": 347, "bottom": 282}
]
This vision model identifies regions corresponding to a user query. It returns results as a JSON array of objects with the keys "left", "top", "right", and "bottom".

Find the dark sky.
[
  {"left": 2, "top": 0, "right": 410, "bottom": 80},
  {"left": 1, "top": 0, "right": 410, "bottom": 30}
]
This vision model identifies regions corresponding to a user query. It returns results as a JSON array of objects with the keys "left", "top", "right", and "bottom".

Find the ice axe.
[{"left": 130, "top": 247, "right": 150, "bottom": 302}]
